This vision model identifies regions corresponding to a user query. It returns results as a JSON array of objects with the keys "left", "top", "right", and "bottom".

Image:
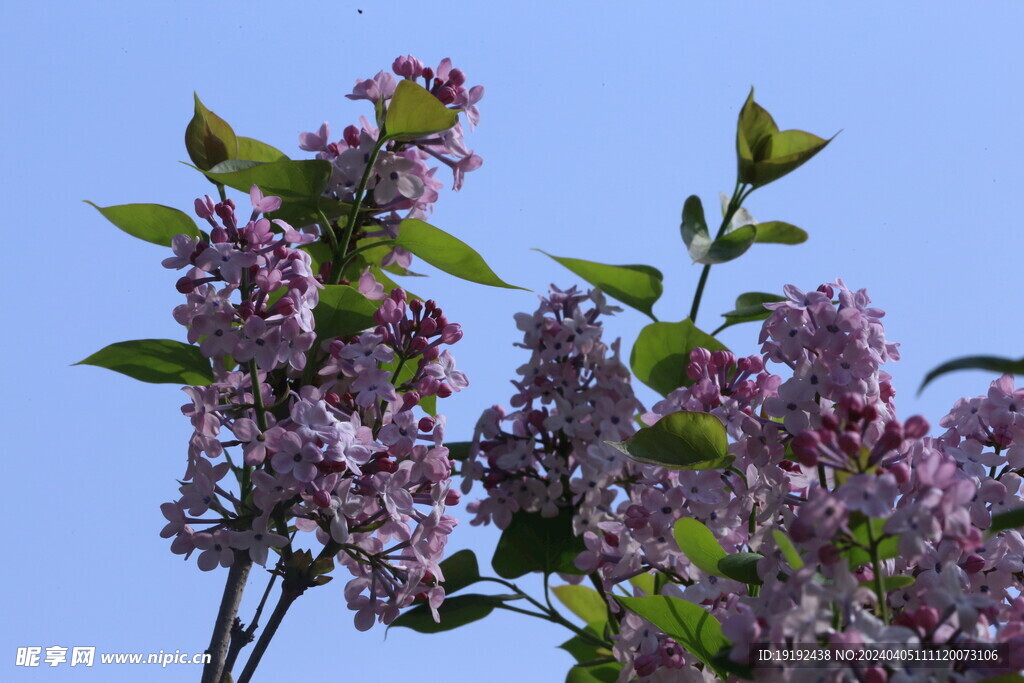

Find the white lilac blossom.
[{"left": 160, "top": 189, "right": 468, "bottom": 630}]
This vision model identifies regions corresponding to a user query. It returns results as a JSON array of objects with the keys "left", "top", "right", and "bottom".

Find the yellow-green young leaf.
[
  {"left": 772, "top": 530, "right": 804, "bottom": 570},
  {"left": 860, "top": 574, "right": 915, "bottom": 591},
  {"left": 384, "top": 80, "right": 459, "bottom": 140},
  {"left": 616, "top": 595, "right": 730, "bottom": 677},
  {"left": 559, "top": 634, "right": 613, "bottom": 666},
  {"left": 736, "top": 88, "right": 779, "bottom": 170},
  {"left": 185, "top": 93, "right": 238, "bottom": 170},
  {"left": 628, "top": 572, "right": 656, "bottom": 595},
  {"left": 552, "top": 585, "right": 608, "bottom": 627},
  {"left": 714, "top": 292, "right": 786, "bottom": 335},
  {"left": 630, "top": 319, "right": 727, "bottom": 396},
  {"left": 754, "top": 221, "right": 807, "bottom": 245},
  {"left": 536, "top": 250, "right": 663, "bottom": 319},
  {"left": 199, "top": 159, "right": 332, "bottom": 201},
  {"left": 607, "top": 411, "right": 730, "bottom": 470},
  {"left": 395, "top": 219, "right": 526, "bottom": 290},
  {"left": 920, "top": 355, "right": 1024, "bottom": 395},
  {"left": 673, "top": 518, "right": 727, "bottom": 577},
  {"left": 85, "top": 201, "right": 200, "bottom": 247},
  {"left": 75, "top": 339, "right": 214, "bottom": 385},
  {"left": 747, "top": 129, "right": 831, "bottom": 188},
  {"left": 236, "top": 136, "right": 289, "bottom": 162}
]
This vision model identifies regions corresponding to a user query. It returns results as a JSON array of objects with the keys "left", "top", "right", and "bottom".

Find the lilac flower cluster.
[
  {"left": 160, "top": 190, "right": 469, "bottom": 629},
  {"left": 299, "top": 56, "right": 483, "bottom": 272},
  {"left": 471, "top": 280, "right": 1024, "bottom": 681},
  {"left": 463, "top": 286, "right": 644, "bottom": 532}
]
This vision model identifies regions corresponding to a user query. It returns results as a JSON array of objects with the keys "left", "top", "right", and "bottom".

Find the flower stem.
[
  {"left": 329, "top": 139, "right": 386, "bottom": 285},
  {"left": 688, "top": 182, "right": 751, "bottom": 324},
  {"left": 201, "top": 552, "right": 252, "bottom": 683},
  {"left": 235, "top": 585, "right": 302, "bottom": 683},
  {"left": 865, "top": 521, "right": 889, "bottom": 624}
]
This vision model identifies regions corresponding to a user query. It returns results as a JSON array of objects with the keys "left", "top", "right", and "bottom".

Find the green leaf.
[
  {"left": 754, "top": 221, "right": 807, "bottom": 245},
  {"left": 628, "top": 572, "right": 656, "bottom": 595},
  {"left": 990, "top": 507, "right": 1024, "bottom": 534},
  {"left": 199, "top": 159, "right": 332, "bottom": 201},
  {"left": 735, "top": 89, "right": 832, "bottom": 188},
  {"left": 394, "top": 219, "right": 526, "bottom": 290},
  {"left": 445, "top": 441, "right": 473, "bottom": 461},
  {"left": 846, "top": 514, "right": 899, "bottom": 569},
  {"left": 630, "top": 319, "right": 728, "bottom": 396},
  {"left": 559, "top": 634, "right": 609, "bottom": 665},
  {"left": 384, "top": 79, "right": 460, "bottom": 140},
  {"left": 269, "top": 196, "right": 354, "bottom": 229},
  {"left": 185, "top": 93, "right": 238, "bottom": 171},
  {"left": 313, "top": 285, "right": 382, "bottom": 339},
  {"left": 680, "top": 195, "right": 712, "bottom": 262},
  {"left": 715, "top": 292, "right": 785, "bottom": 334},
  {"left": 608, "top": 411, "right": 730, "bottom": 470},
  {"left": 920, "top": 355, "right": 1024, "bottom": 394},
  {"left": 437, "top": 549, "right": 481, "bottom": 595},
  {"left": 673, "top": 518, "right": 727, "bottom": 577},
  {"left": 536, "top": 250, "right": 662, "bottom": 320},
  {"left": 390, "top": 593, "right": 501, "bottom": 633},
  {"left": 552, "top": 585, "right": 608, "bottom": 627},
  {"left": 616, "top": 595, "right": 730, "bottom": 676},
  {"left": 566, "top": 663, "right": 621, "bottom": 683},
  {"left": 84, "top": 202, "right": 201, "bottom": 247},
  {"left": 492, "top": 507, "right": 586, "bottom": 579},
  {"left": 718, "top": 552, "right": 764, "bottom": 585},
  {"left": 736, "top": 88, "right": 779, "bottom": 170},
  {"left": 236, "top": 136, "right": 289, "bottom": 162},
  {"left": 748, "top": 129, "right": 830, "bottom": 188},
  {"left": 75, "top": 339, "right": 214, "bottom": 385},
  {"left": 772, "top": 530, "right": 804, "bottom": 570},
  {"left": 698, "top": 224, "right": 757, "bottom": 265}
]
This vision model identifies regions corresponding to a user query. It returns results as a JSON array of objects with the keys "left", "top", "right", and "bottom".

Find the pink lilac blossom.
[
  {"left": 471, "top": 280, "right": 1024, "bottom": 681},
  {"left": 160, "top": 185, "right": 469, "bottom": 630}
]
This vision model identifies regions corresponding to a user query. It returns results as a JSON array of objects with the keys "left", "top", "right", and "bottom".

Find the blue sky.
[{"left": 3, "top": 2, "right": 1024, "bottom": 681}]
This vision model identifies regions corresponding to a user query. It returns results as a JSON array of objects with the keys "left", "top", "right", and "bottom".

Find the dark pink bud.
[
  {"left": 689, "top": 347, "right": 712, "bottom": 364},
  {"left": 444, "top": 489, "right": 461, "bottom": 505},
  {"left": 418, "top": 377, "right": 440, "bottom": 395},
  {"left": 419, "top": 317, "right": 438, "bottom": 336},
  {"left": 963, "top": 554, "right": 986, "bottom": 574},
  {"left": 863, "top": 667, "right": 887, "bottom": 683},
  {"left": 821, "top": 413, "right": 839, "bottom": 431},
  {"left": 312, "top": 490, "right": 332, "bottom": 507},
  {"left": 861, "top": 404, "right": 878, "bottom": 422},
  {"left": 418, "top": 417, "right": 435, "bottom": 432},
  {"left": 276, "top": 298, "right": 295, "bottom": 317},
  {"left": 880, "top": 380, "right": 896, "bottom": 404},
  {"left": 343, "top": 125, "right": 360, "bottom": 149},
  {"left": 686, "top": 363, "right": 703, "bottom": 381},
  {"left": 436, "top": 86, "right": 457, "bottom": 104},
  {"left": 237, "top": 301, "right": 255, "bottom": 320},
  {"left": 423, "top": 346, "right": 440, "bottom": 361},
  {"left": 409, "top": 298, "right": 423, "bottom": 314},
  {"left": 889, "top": 462, "right": 911, "bottom": 485},
  {"left": 904, "top": 415, "right": 930, "bottom": 439},
  {"left": 914, "top": 606, "right": 939, "bottom": 632},
  {"left": 877, "top": 420, "right": 903, "bottom": 451},
  {"left": 421, "top": 67, "right": 434, "bottom": 81},
  {"left": 441, "top": 324, "right": 463, "bottom": 344},
  {"left": 634, "top": 654, "right": 658, "bottom": 677},
  {"left": 817, "top": 284, "right": 835, "bottom": 298},
  {"left": 818, "top": 544, "right": 841, "bottom": 565},
  {"left": 176, "top": 276, "right": 196, "bottom": 294},
  {"left": 325, "top": 392, "right": 341, "bottom": 407},
  {"left": 837, "top": 432, "right": 861, "bottom": 456},
  {"left": 840, "top": 393, "right": 864, "bottom": 420},
  {"left": 402, "top": 392, "right": 421, "bottom": 409},
  {"left": 274, "top": 244, "right": 289, "bottom": 259},
  {"left": 792, "top": 431, "right": 821, "bottom": 467},
  {"left": 409, "top": 336, "right": 429, "bottom": 353},
  {"left": 448, "top": 68, "right": 466, "bottom": 86},
  {"left": 711, "top": 350, "right": 734, "bottom": 367},
  {"left": 390, "top": 288, "right": 407, "bottom": 303},
  {"left": 194, "top": 195, "right": 216, "bottom": 219},
  {"left": 376, "top": 458, "right": 397, "bottom": 474},
  {"left": 210, "top": 226, "right": 229, "bottom": 243},
  {"left": 436, "top": 383, "right": 453, "bottom": 399}
]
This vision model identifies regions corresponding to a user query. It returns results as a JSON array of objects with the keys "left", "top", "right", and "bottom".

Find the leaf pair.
[
  {"left": 736, "top": 88, "right": 833, "bottom": 188},
  {"left": 680, "top": 195, "right": 808, "bottom": 265}
]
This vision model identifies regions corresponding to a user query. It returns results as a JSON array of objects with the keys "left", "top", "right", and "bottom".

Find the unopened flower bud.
[
  {"left": 402, "top": 392, "right": 421, "bottom": 410},
  {"left": 904, "top": 415, "right": 930, "bottom": 439},
  {"left": 436, "top": 86, "right": 457, "bottom": 104},
  {"left": 418, "top": 417, "right": 435, "bottom": 432},
  {"left": 436, "top": 383, "right": 453, "bottom": 399},
  {"left": 963, "top": 554, "right": 986, "bottom": 574},
  {"left": 689, "top": 347, "right": 712, "bottom": 364},
  {"left": 210, "top": 226, "right": 228, "bottom": 243},
  {"left": 419, "top": 317, "right": 438, "bottom": 336},
  {"left": 312, "top": 490, "right": 332, "bottom": 507},
  {"left": 176, "top": 276, "right": 196, "bottom": 294},
  {"left": 792, "top": 431, "right": 821, "bottom": 467},
  {"left": 441, "top": 324, "right": 463, "bottom": 344},
  {"left": 343, "top": 125, "right": 360, "bottom": 149}
]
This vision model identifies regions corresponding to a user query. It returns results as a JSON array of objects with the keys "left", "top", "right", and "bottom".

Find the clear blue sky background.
[{"left": 3, "top": 2, "right": 1023, "bottom": 681}]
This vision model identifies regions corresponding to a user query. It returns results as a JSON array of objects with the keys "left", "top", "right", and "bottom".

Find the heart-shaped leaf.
[
  {"left": 608, "top": 411, "right": 729, "bottom": 470},
  {"left": 385, "top": 80, "right": 460, "bottom": 140},
  {"left": 185, "top": 93, "right": 238, "bottom": 171},
  {"left": 630, "top": 319, "right": 727, "bottom": 396}
]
